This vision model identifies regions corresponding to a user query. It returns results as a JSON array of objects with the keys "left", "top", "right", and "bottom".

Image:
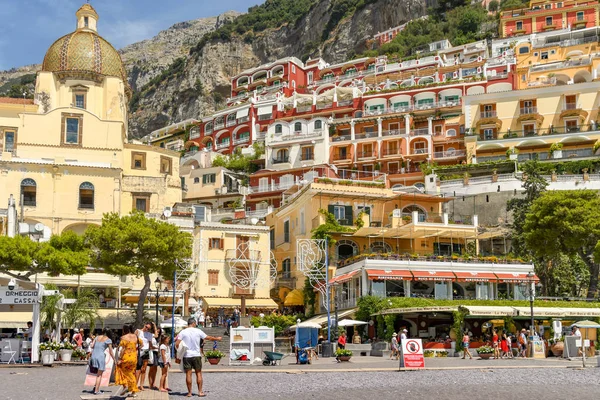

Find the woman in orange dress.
[{"left": 115, "top": 324, "right": 141, "bottom": 396}]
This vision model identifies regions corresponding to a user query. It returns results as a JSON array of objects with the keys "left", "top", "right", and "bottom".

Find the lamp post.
[
  {"left": 152, "top": 277, "right": 168, "bottom": 328},
  {"left": 526, "top": 271, "right": 535, "bottom": 338}
]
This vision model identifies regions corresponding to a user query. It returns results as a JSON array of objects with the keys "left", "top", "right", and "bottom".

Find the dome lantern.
[{"left": 76, "top": 3, "right": 99, "bottom": 32}]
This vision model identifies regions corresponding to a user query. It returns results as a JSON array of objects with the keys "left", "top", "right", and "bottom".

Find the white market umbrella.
[
  {"left": 290, "top": 321, "right": 322, "bottom": 330},
  {"left": 160, "top": 317, "right": 188, "bottom": 329},
  {"left": 338, "top": 319, "right": 368, "bottom": 327}
]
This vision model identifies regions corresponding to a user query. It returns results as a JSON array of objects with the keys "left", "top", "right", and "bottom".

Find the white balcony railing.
[{"left": 433, "top": 149, "right": 466, "bottom": 159}]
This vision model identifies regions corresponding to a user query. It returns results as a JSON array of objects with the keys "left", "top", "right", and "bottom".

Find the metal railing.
[
  {"left": 332, "top": 152, "right": 351, "bottom": 161},
  {"left": 382, "top": 129, "right": 403, "bottom": 137},
  {"left": 300, "top": 153, "right": 314, "bottom": 161},
  {"left": 233, "top": 136, "right": 250, "bottom": 144},
  {"left": 355, "top": 132, "right": 377, "bottom": 140},
  {"left": 272, "top": 157, "right": 290, "bottom": 164},
  {"left": 564, "top": 103, "right": 579, "bottom": 110},
  {"left": 225, "top": 249, "right": 261, "bottom": 261},
  {"left": 226, "top": 119, "right": 237, "bottom": 127},
  {"left": 480, "top": 110, "right": 497, "bottom": 118},
  {"left": 434, "top": 149, "right": 465, "bottom": 159},
  {"left": 331, "top": 134, "right": 352, "bottom": 142},
  {"left": 381, "top": 147, "right": 401, "bottom": 156},
  {"left": 472, "top": 123, "right": 599, "bottom": 141},
  {"left": 357, "top": 151, "right": 374, "bottom": 159},
  {"left": 338, "top": 99, "right": 354, "bottom": 107},
  {"left": 412, "top": 148, "right": 428, "bottom": 154},
  {"left": 273, "top": 131, "right": 323, "bottom": 142},
  {"left": 214, "top": 122, "right": 224, "bottom": 129},
  {"left": 215, "top": 141, "right": 230, "bottom": 150},
  {"left": 258, "top": 114, "right": 272, "bottom": 121},
  {"left": 520, "top": 106, "right": 538, "bottom": 115},
  {"left": 410, "top": 128, "right": 430, "bottom": 136}
]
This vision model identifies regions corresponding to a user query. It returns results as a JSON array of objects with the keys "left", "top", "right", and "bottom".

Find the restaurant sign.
[{"left": 0, "top": 287, "right": 40, "bottom": 304}]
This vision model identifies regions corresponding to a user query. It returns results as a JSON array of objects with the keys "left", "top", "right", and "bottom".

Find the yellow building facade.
[
  {"left": 0, "top": 4, "right": 181, "bottom": 237},
  {"left": 194, "top": 222, "right": 277, "bottom": 313}
]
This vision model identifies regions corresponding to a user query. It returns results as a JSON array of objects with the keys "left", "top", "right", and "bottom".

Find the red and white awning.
[
  {"left": 494, "top": 272, "right": 539, "bottom": 283},
  {"left": 411, "top": 271, "right": 456, "bottom": 281},
  {"left": 329, "top": 270, "right": 360, "bottom": 284},
  {"left": 367, "top": 269, "right": 413, "bottom": 280},
  {"left": 453, "top": 272, "right": 497, "bottom": 282}
]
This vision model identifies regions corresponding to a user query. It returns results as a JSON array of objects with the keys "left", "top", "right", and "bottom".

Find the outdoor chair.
[{"left": 2, "top": 341, "right": 17, "bottom": 364}]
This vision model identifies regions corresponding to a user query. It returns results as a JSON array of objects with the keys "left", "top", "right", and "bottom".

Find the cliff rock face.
[{"left": 130, "top": 0, "right": 428, "bottom": 137}]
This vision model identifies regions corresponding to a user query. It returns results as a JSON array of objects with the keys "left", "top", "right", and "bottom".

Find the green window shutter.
[
  {"left": 328, "top": 205, "right": 335, "bottom": 215},
  {"left": 202, "top": 175, "right": 207, "bottom": 184},
  {"left": 345, "top": 206, "right": 353, "bottom": 226}
]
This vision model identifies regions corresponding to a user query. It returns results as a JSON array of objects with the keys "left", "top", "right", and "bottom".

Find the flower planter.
[
  {"left": 338, "top": 356, "right": 351, "bottom": 362},
  {"left": 207, "top": 357, "right": 221, "bottom": 365},
  {"left": 59, "top": 349, "right": 73, "bottom": 362},
  {"left": 479, "top": 353, "right": 493, "bottom": 359},
  {"left": 551, "top": 342, "right": 564, "bottom": 357},
  {"left": 41, "top": 350, "right": 56, "bottom": 366}
]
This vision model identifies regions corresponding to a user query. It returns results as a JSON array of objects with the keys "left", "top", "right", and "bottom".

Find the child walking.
[{"left": 158, "top": 336, "right": 171, "bottom": 393}]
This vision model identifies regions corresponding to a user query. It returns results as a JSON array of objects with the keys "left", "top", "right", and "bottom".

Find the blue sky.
[{"left": 0, "top": 0, "right": 261, "bottom": 71}]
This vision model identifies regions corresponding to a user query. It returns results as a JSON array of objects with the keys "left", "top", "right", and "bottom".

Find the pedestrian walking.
[
  {"left": 400, "top": 329, "right": 408, "bottom": 341},
  {"left": 147, "top": 323, "right": 160, "bottom": 390},
  {"left": 88, "top": 328, "right": 115, "bottom": 395},
  {"left": 73, "top": 328, "right": 84, "bottom": 349},
  {"left": 135, "top": 322, "right": 154, "bottom": 391},
  {"left": 158, "top": 335, "right": 172, "bottom": 393},
  {"left": 115, "top": 325, "right": 140, "bottom": 396},
  {"left": 389, "top": 333, "right": 399, "bottom": 360},
  {"left": 335, "top": 332, "right": 347, "bottom": 363},
  {"left": 519, "top": 328, "right": 527, "bottom": 357},
  {"left": 492, "top": 328, "right": 500, "bottom": 359},
  {"left": 500, "top": 333, "right": 509, "bottom": 358},
  {"left": 175, "top": 318, "right": 222, "bottom": 398},
  {"left": 85, "top": 333, "right": 95, "bottom": 360},
  {"left": 462, "top": 331, "right": 472, "bottom": 359}
]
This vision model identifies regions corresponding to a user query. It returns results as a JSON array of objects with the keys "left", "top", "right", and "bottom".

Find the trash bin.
[{"left": 321, "top": 342, "right": 333, "bottom": 358}]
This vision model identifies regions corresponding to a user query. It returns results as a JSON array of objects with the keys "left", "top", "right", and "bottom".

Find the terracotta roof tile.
[{"left": 0, "top": 97, "right": 35, "bottom": 105}]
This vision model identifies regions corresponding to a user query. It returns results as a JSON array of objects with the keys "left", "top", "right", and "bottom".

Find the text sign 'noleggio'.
[
  {"left": 400, "top": 338, "right": 425, "bottom": 369},
  {"left": 0, "top": 287, "right": 40, "bottom": 304}
]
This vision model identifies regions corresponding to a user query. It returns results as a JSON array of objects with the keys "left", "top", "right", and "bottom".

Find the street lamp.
[
  {"left": 526, "top": 271, "right": 535, "bottom": 338},
  {"left": 152, "top": 277, "right": 168, "bottom": 328}
]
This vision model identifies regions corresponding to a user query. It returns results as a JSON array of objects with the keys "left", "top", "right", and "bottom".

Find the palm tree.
[
  {"left": 62, "top": 288, "right": 101, "bottom": 332},
  {"left": 40, "top": 284, "right": 61, "bottom": 337}
]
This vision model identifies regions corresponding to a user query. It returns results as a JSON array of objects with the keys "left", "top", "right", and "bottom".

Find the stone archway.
[{"left": 336, "top": 239, "right": 359, "bottom": 262}]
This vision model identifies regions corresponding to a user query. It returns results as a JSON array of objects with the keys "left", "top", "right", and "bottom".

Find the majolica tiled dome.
[{"left": 41, "top": 4, "right": 129, "bottom": 94}]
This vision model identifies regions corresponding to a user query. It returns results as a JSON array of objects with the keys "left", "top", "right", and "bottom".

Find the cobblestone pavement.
[{"left": 1, "top": 365, "right": 600, "bottom": 400}]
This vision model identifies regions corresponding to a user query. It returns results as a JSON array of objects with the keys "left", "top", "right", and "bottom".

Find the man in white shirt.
[
  {"left": 176, "top": 318, "right": 222, "bottom": 398},
  {"left": 400, "top": 329, "right": 408, "bottom": 341},
  {"left": 135, "top": 323, "right": 154, "bottom": 390}
]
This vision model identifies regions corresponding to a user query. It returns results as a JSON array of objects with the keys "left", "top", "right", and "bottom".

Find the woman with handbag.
[
  {"left": 88, "top": 328, "right": 116, "bottom": 395},
  {"left": 115, "top": 324, "right": 141, "bottom": 397}
]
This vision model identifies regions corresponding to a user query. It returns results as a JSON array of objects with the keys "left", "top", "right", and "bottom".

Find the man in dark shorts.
[{"left": 175, "top": 318, "right": 222, "bottom": 397}]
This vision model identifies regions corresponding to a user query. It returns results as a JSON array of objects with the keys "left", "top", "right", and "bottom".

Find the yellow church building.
[
  {"left": 0, "top": 4, "right": 183, "bottom": 328},
  {"left": 0, "top": 4, "right": 181, "bottom": 237}
]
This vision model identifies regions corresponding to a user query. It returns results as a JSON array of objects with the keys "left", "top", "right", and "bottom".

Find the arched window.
[
  {"left": 21, "top": 179, "right": 36, "bottom": 207},
  {"left": 282, "top": 258, "right": 291, "bottom": 278},
  {"left": 79, "top": 182, "right": 94, "bottom": 209},
  {"left": 276, "top": 149, "right": 289, "bottom": 162},
  {"left": 446, "top": 129, "right": 457, "bottom": 137},
  {"left": 314, "top": 120, "right": 322, "bottom": 130},
  {"left": 370, "top": 241, "right": 392, "bottom": 254},
  {"left": 294, "top": 122, "right": 302, "bottom": 132},
  {"left": 194, "top": 177, "right": 200, "bottom": 184},
  {"left": 275, "top": 124, "right": 282, "bottom": 134},
  {"left": 402, "top": 204, "right": 426, "bottom": 222}
]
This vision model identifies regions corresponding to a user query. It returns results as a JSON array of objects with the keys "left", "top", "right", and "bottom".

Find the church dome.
[{"left": 41, "top": 4, "right": 130, "bottom": 96}]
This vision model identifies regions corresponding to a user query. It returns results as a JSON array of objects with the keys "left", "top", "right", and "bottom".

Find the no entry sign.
[{"left": 400, "top": 338, "right": 425, "bottom": 369}]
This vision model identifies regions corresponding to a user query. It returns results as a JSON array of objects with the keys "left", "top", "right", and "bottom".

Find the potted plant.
[
  {"left": 477, "top": 345, "right": 494, "bottom": 359},
  {"left": 506, "top": 147, "right": 519, "bottom": 160},
  {"left": 335, "top": 348, "right": 353, "bottom": 361},
  {"left": 549, "top": 142, "right": 563, "bottom": 159},
  {"left": 59, "top": 341, "right": 75, "bottom": 362},
  {"left": 205, "top": 350, "right": 225, "bottom": 365},
  {"left": 551, "top": 337, "right": 564, "bottom": 357},
  {"left": 40, "top": 342, "right": 60, "bottom": 366},
  {"left": 424, "top": 350, "right": 435, "bottom": 358},
  {"left": 72, "top": 348, "right": 87, "bottom": 361}
]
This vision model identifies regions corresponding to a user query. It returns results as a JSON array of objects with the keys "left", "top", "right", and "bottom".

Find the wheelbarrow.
[{"left": 262, "top": 351, "right": 285, "bottom": 366}]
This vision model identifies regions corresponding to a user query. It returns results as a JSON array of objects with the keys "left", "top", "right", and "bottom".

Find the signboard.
[
  {"left": 531, "top": 339, "right": 546, "bottom": 359},
  {"left": 0, "top": 287, "right": 40, "bottom": 304},
  {"left": 400, "top": 338, "right": 425, "bottom": 369}
]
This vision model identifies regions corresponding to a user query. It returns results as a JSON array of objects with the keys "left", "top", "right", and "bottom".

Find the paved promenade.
[{"left": 1, "top": 354, "right": 598, "bottom": 399}]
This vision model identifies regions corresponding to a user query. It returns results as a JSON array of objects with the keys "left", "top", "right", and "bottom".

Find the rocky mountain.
[
  {"left": 0, "top": 0, "right": 429, "bottom": 138},
  {"left": 129, "top": 0, "right": 429, "bottom": 137}
]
